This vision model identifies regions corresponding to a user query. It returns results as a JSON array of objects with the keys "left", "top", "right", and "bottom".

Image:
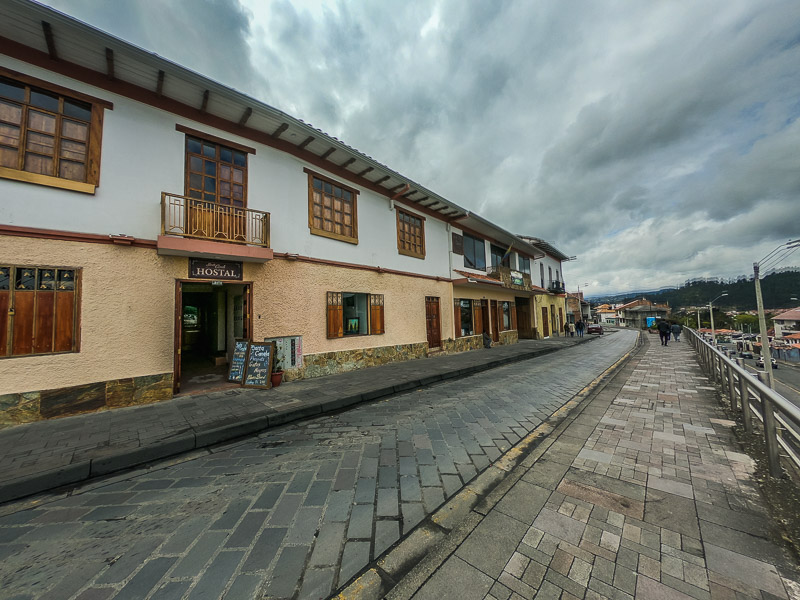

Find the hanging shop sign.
[
  {"left": 510, "top": 270, "right": 524, "bottom": 286},
  {"left": 189, "top": 259, "right": 243, "bottom": 281}
]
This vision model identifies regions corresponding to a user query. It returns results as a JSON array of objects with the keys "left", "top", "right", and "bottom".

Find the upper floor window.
[
  {"left": 540, "top": 263, "right": 545, "bottom": 288},
  {"left": 519, "top": 256, "right": 531, "bottom": 275},
  {"left": 396, "top": 209, "right": 425, "bottom": 258},
  {"left": 185, "top": 135, "right": 247, "bottom": 207},
  {"left": 463, "top": 234, "right": 486, "bottom": 270},
  {"left": 306, "top": 168, "right": 359, "bottom": 244},
  {"left": 0, "top": 69, "right": 110, "bottom": 194},
  {"left": 491, "top": 244, "right": 511, "bottom": 269}
]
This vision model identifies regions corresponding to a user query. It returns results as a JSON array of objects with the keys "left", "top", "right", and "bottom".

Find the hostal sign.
[{"left": 189, "top": 259, "right": 243, "bottom": 281}]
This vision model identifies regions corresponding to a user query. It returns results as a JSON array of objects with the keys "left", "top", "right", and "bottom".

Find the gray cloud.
[{"left": 43, "top": 0, "right": 800, "bottom": 294}]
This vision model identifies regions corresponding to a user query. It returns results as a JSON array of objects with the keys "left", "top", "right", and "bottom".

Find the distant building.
[{"left": 615, "top": 298, "right": 670, "bottom": 329}]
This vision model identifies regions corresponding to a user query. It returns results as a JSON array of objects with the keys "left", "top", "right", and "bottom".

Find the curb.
[
  {"left": 333, "top": 334, "right": 643, "bottom": 600},
  {"left": 0, "top": 341, "right": 591, "bottom": 506}
]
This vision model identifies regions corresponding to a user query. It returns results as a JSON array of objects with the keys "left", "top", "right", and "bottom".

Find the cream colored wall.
[
  {"left": 451, "top": 286, "right": 519, "bottom": 302},
  {"left": 1, "top": 236, "right": 182, "bottom": 395},
  {"left": 247, "top": 258, "right": 454, "bottom": 355}
]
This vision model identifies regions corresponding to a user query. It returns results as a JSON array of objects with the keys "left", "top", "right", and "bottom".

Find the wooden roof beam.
[
  {"left": 374, "top": 175, "right": 390, "bottom": 185},
  {"left": 356, "top": 167, "right": 373, "bottom": 177},
  {"left": 200, "top": 90, "right": 209, "bottom": 113},
  {"left": 105, "top": 47, "right": 114, "bottom": 80},
  {"left": 238, "top": 107, "right": 252, "bottom": 127},
  {"left": 320, "top": 147, "right": 336, "bottom": 160},
  {"left": 297, "top": 135, "right": 315, "bottom": 150},
  {"left": 340, "top": 157, "right": 356, "bottom": 169},
  {"left": 156, "top": 70, "right": 165, "bottom": 97},
  {"left": 41, "top": 21, "right": 57, "bottom": 61},
  {"left": 389, "top": 183, "right": 406, "bottom": 192},
  {"left": 272, "top": 122, "right": 289, "bottom": 138}
]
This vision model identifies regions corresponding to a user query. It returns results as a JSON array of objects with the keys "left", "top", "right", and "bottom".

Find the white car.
[{"left": 756, "top": 357, "right": 778, "bottom": 369}]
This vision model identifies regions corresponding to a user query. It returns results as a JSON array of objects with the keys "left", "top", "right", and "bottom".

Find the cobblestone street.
[{"left": 0, "top": 330, "right": 637, "bottom": 600}]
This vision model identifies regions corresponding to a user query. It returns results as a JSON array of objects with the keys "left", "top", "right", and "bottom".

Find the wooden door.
[
  {"left": 516, "top": 299, "right": 532, "bottom": 338},
  {"left": 541, "top": 306, "right": 549, "bottom": 337},
  {"left": 481, "top": 300, "right": 490, "bottom": 335},
  {"left": 425, "top": 296, "right": 441, "bottom": 349},
  {"left": 491, "top": 300, "right": 499, "bottom": 342}
]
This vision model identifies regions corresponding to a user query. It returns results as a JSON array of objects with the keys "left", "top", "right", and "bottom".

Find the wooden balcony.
[
  {"left": 158, "top": 193, "right": 272, "bottom": 263},
  {"left": 487, "top": 266, "right": 533, "bottom": 291}
]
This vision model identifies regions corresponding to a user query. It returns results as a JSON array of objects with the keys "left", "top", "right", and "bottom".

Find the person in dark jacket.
[
  {"left": 657, "top": 319, "right": 671, "bottom": 346},
  {"left": 671, "top": 322, "right": 682, "bottom": 342},
  {"left": 576, "top": 320, "right": 585, "bottom": 337}
]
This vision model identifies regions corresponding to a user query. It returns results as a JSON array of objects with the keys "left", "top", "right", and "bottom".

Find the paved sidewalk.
[
  {"left": 384, "top": 335, "right": 800, "bottom": 600},
  {"left": 0, "top": 336, "right": 591, "bottom": 505}
]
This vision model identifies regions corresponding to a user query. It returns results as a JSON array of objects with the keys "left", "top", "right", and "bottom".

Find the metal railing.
[
  {"left": 687, "top": 328, "right": 800, "bottom": 477},
  {"left": 486, "top": 265, "right": 533, "bottom": 289},
  {"left": 161, "top": 192, "right": 270, "bottom": 247}
]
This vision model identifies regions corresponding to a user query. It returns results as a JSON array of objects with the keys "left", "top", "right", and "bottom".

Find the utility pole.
[
  {"left": 753, "top": 263, "right": 774, "bottom": 388},
  {"left": 696, "top": 308, "right": 701, "bottom": 331}
]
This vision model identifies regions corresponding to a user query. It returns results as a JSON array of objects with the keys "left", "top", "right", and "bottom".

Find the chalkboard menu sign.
[
  {"left": 243, "top": 342, "right": 274, "bottom": 388},
  {"left": 227, "top": 339, "right": 249, "bottom": 383}
]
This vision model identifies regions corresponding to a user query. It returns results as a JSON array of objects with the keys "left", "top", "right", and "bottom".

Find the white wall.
[{"left": 0, "top": 56, "right": 451, "bottom": 278}]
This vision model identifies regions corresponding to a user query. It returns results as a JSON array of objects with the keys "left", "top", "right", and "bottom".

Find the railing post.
[
  {"left": 757, "top": 372, "right": 782, "bottom": 478},
  {"left": 727, "top": 363, "right": 736, "bottom": 410},
  {"left": 737, "top": 359, "right": 752, "bottom": 433}
]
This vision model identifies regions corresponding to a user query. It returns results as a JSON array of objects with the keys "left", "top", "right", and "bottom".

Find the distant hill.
[{"left": 589, "top": 270, "right": 800, "bottom": 311}]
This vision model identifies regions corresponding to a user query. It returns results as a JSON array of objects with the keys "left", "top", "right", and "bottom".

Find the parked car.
[
  {"left": 739, "top": 351, "right": 754, "bottom": 359},
  {"left": 587, "top": 324, "right": 603, "bottom": 335},
  {"left": 756, "top": 357, "right": 778, "bottom": 369}
]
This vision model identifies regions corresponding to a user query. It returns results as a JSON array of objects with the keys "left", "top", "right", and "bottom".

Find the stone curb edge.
[
  {"left": 0, "top": 341, "right": 591, "bottom": 506},
  {"left": 333, "top": 333, "right": 643, "bottom": 600}
]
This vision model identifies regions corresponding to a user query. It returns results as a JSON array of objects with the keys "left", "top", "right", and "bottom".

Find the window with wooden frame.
[
  {"left": 0, "top": 265, "right": 81, "bottom": 358},
  {"left": 0, "top": 68, "right": 110, "bottom": 194},
  {"left": 499, "top": 301, "right": 517, "bottom": 332},
  {"left": 518, "top": 256, "right": 531, "bottom": 275},
  {"left": 454, "top": 299, "right": 475, "bottom": 337},
  {"left": 306, "top": 169, "right": 358, "bottom": 244},
  {"left": 463, "top": 234, "right": 486, "bottom": 270},
  {"left": 326, "top": 291, "right": 384, "bottom": 338},
  {"left": 396, "top": 209, "right": 425, "bottom": 258},
  {"left": 185, "top": 135, "right": 247, "bottom": 207}
]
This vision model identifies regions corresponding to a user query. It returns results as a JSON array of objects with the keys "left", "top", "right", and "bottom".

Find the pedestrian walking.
[
  {"left": 576, "top": 320, "right": 585, "bottom": 337},
  {"left": 569, "top": 322, "right": 575, "bottom": 337},
  {"left": 657, "top": 319, "right": 671, "bottom": 346},
  {"left": 671, "top": 322, "right": 682, "bottom": 342}
]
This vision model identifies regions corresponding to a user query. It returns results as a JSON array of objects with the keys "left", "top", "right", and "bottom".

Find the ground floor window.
[
  {"left": 0, "top": 264, "right": 80, "bottom": 357},
  {"left": 327, "top": 291, "right": 384, "bottom": 338},
  {"left": 456, "top": 299, "right": 474, "bottom": 337}
]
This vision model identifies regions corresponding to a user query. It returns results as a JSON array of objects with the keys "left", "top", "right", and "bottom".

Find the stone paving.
[
  {"left": 0, "top": 330, "right": 637, "bottom": 599},
  {"left": 403, "top": 335, "right": 800, "bottom": 600}
]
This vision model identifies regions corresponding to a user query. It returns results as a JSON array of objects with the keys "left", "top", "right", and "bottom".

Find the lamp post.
[
  {"left": 708, "top": 292, "right": 728, "bottom": 346},
  {"left": 754, "top": 239, "right": 800, "bottom": 389}
]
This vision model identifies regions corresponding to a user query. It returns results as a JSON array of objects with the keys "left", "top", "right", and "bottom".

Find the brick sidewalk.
[
  {"left": 0, "top": 336, "right": 589, "bottom": 505},
  {"left": 388, "top": 335, "right": 800, "bottom": 600}
]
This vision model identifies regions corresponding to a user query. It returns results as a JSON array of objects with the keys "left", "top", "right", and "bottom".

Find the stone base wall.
[
  {"left": 441, "top": 335, "right": 484, "bottom": 353},
  {"left": 286, "top": 342, "right": 429, "bottom": 381},
  {"left": 499, "top": 330, "right": 519, "bottom": 345},
  {"left": 0, "top": 373, "right": 173, "bottom": 429}
]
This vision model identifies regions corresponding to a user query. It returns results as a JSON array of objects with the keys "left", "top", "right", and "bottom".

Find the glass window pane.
[
  {"left": 220, "top": 165, "right": 231, "bottom": 180},
  {"left": 0, "top": 99, "right": 23, "bottom": 125},
  {"left": 187, "top": 137, "right": 202, "bottom": 154},
  {"left": 0, "top": 146, "right": 17, "bottom": 168},
  {"left": 343, "top": 190, "right": 351, "bottom": 201},
  {"left": 59, "top": 160, "right": 86, "bottom": 182},
  {"left": 26, "top": 132, "right": 54, "bottom": 155},
  {"left": 188, "top": 189, "right": 202, "bottom": 199},
  {"left": 204, "top": 160, "right": 216, "bottom": 175},
  {"left": 189, "top": 173, "right": 202, "bottom": 189},
  {"left": 189, "top": 155, "right": 202, "bottom": 172},
  {"left": 232, "top": 168, "right": 243, "bottom": 183},
  {"left": 0, "top": 78, "right": 25, "bottom": 102},
  {"left": 29, "top": 90, "right": 59, "bottom": 112},
  {"left": 23, "top": 153, "right": 53, "bottom": 175},
  {"left": 63, "top": 99, "right": 91, "bottom": 121},
  {"left": 60, "top": 139, "right": 86, "bottom": 161},
  {"left": 38, "top": 269, "right": 55, "bottom": 290},
  {"left": 233, "top": 151, "right": 246, "bottom": 166},
  {"left": 203, "top": 193, "right": 215, "bottom": 202},
  {"left": 220, "top": 181, "right": 230, "bottom": 195},
  {"left": 233, "top": 184, "right": 243, "bottom": 199},
  {"left": 313, "top": 177, "right": 322, "bottom": 190},
  {"left": 61, "top": 119, "right": 88, "bottom": 141},
  {"left": 16, "top": 267, "right": 36, "bottom": 290},
  {"left": 334, "top": 186, "right": 342, "bottom": 198},
  {"left": 324, "top": 181, "right": 332, "bottom": 194},
  {"left": 28, "top": 110, "right": 56, "bottom": 134},
  {"left": 204, "top": 176, "right": 215, "bottom": 192},
  {"left": 0, "top": 122, "right": 20, "bottom": 148},
  {"left": 220, "top": 147, "right": 233, "bottom": 163},
  {"left": 202, "top": 143, "right": 216, "bottom": 158},
  {"left": 0, "top": 266, "right": 10, "bottom": 290},
  {"left": 57, "top": 269, "right": 75, "bottom": 291}
]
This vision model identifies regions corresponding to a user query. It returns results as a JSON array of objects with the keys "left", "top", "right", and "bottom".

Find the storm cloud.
[{"left": 45, "top": 0, "right": 800, "bottom": 294}]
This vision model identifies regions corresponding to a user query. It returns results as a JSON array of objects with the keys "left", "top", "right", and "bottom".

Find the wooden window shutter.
[
  {"left": 369, "top": 294, "right": 385, "bottom": 334},
  {"left": 473, "top": 300, "right": 483, "bottom": 335},
  {"left": 511, "top": 302, "right": 517, "bottom": 331},
  {"left": 454, "top": 299, "right": 462, "bottom": 338},
  {"left": 452, "top": 233, "right": 464, "bottom": 255},
  {"left": 326, "top": 292, "right": 343, "bottom": 338}
]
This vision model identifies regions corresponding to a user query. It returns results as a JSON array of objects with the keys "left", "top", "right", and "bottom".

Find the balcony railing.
[
  {"left": 547, "top": 281, "right": 566, "bottom": 294},
  {"left": 161, "top": 192, "right": 270, "bottom": 247},
  {"left": 487, "top": 265, "right": 533, "bottom": 290}
]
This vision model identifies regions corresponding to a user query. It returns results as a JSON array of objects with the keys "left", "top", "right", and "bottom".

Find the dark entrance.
[
  {"left": 515, "top": 297, "right": 533, "bottom": 339},
  {"left": 425, "top": 296, "right": 441, "bottom": 349},
  {"left": 490, "top": 300, "right": 499, "bottom": 342},
  {"left": 174, "top": 281, "right": 251, "bottom": 394}
]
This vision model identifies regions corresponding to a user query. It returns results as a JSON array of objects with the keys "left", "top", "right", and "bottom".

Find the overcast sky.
[{"left": 45, "top": 0, "right": 800, "bottom": 296}]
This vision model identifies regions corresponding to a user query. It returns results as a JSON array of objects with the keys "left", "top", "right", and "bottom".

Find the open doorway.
[{"left": 174, "top": 281, "right": 251, "bottom": 394}]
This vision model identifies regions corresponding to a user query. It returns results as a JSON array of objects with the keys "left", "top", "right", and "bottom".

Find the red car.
[{"left": 587, "top": 324, "right": 604, "bottom": 335}]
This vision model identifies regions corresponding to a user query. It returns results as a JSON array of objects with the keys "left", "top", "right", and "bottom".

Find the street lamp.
[
  {"left": 754, "top": 239, "right": 800, "bottom": 389},
  {"left": 708, "top": 292, "right": 728, "bottom": 346}
]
